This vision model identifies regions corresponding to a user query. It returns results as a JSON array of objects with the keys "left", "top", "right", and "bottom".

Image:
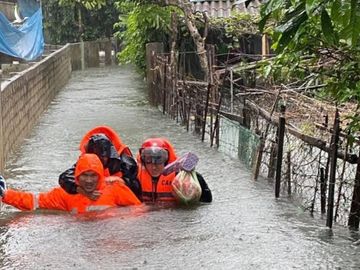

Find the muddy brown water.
[{"left": 0, "top": 65, "right": 359, "bottom": 269}]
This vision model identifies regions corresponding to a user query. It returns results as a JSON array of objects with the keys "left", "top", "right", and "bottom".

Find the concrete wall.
[
  {"left": 0, "top": 1, "right": 16, "bottom": 21},
  {"left": 0, "top": 39, "right": 112, "bottom": 170},
  {"left": 0, "top": 45, "right": 71, "bottom": 170}
]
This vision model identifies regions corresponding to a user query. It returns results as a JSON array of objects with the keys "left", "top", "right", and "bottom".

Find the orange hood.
[
  {"left": 79, "top": 126, "right": 132, "bottom": 156},
  {"left": 75, "top": 153, "right": 105, "bottom": 190}
]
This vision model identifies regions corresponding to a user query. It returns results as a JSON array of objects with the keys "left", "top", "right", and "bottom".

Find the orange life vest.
[
  {"left": 138, "top": 167, "right": 176, "bottom": 202},
  {"left": 136, "top": 138, "right": 178, "bottom": 203}
]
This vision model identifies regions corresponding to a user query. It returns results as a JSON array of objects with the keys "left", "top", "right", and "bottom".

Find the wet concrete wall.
[
  {"left": 0, "top": 1, "right": 19, "bottom": 64},
  {"left": 0, "top": 40, "right": 112, "bottom": 170},
  {"left": 0, "top": 1, "right": 16, "bottom": 21},
  {"left": 0, "top": 45, "right": 71, "bottom": 170}
]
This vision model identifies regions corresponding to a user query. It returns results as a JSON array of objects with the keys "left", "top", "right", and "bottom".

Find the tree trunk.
[{"left": 154, "top": 0, "right": 209, "bottom": 79}]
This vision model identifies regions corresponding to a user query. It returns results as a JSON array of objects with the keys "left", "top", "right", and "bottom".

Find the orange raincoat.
[
  {"left": 79, "top": 125, "right": 132, "bottom": 157},
  {"left": 2, "top": 154, "right": 141, "bottom": 213},
  {"left": 79, "top": 125, "right": 133, "bottom": 179}
]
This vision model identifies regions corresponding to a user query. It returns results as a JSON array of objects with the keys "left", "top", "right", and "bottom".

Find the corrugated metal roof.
[{"left": 191, "top": 0, "right": 261, "bottom": 17}]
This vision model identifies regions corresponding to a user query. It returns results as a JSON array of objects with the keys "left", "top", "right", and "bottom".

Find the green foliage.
[
  {"left": 113, "top": 1, "right": 260, "bottom": 73},
  {"left": 59, "top": 0, "right": 105, "bottom": 10},
  {"left": 259, "top": 0, "right": 360, "bottom": 132},
  {"left": 43, "top": 0, "right": 118, "bottom": 44},
  {"left": 209, "top": 13, "right": 259, "bottom": 50},
  {"left": 42, "top": 0, "right": 78, "bottom": 44},
  {"left": 114, "top": 2, "right": 174, "bottom": 72},
  {"left": 82, "top": 0, "right": 119, "bottom": 40}
]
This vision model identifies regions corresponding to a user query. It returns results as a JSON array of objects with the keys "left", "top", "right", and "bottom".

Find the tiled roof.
[{"left": 190, "top": 0, "right": 261, "bottom": 17}]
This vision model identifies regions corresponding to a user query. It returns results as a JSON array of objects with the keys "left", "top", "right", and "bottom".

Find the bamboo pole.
[
  {"left": 286, "top": 151, "right": 292, "bottom": 196},
  {"left": 348, "top": 146, "right": 360, "bottom": 230},
  {"left": 275, "top": 105, "right": 286, "bottom": 198},
  {"left": 334, "top": 133, "right": 349, "bottom": 222},
  {"left": 210, "top": 93, "right": 222, "bottom": 147},
  {"left": 202, "top": 83, "right": 211, "bottom": 142},
  {"left": 320, "top": 167, "right": 327, "bottom": 214},
  {"left": 162, "top": 60, "right": 167, "bottom": 114},
  {"left": 230, "top": 67, "right": 234, "bottom": 113}
]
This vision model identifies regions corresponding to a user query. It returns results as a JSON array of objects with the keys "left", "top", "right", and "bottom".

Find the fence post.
[
  {"left": 268, "top": 142, "right": 277, "bottom": 179},
  {"left": 146, "top": 42, "right": 164, "bottom": 105},
  {"left": 326, "top": 109, "right": 340, "bottom": 228},
  {"left": 202, "top": 83, "right": 211, "bottom": 141},
  {"left": 210, "top": 93, "right": 222, "bottom": 147},
  {"left": 320, "top": 167, "right": 327, "bottom": 214},
  {"left": 253, "top": 137, "right": 264, "bottom": 181},
  {"left": 275, "top": 105, "right": 286, "bottom": 198},
  {"left": 230, "top": 67, "right": 234, "bottom": 113},
  {"left": 186, "top": 100, "right": 191, "bottom": 132},
  {"left": 286, "top": 151, "right": 291, "bottom": 195},
  {"left": 80, "top": 40, "right": 85, "bottom": 70},
  {"left": 162, "top": 59, "right": 167, "bottom": 114},
  {"left": 348, "top": 147, "right": 360, "bottom": 229}
]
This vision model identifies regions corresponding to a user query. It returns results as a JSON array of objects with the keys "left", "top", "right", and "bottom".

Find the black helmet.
[{"left": 86, "top": 134, "right": 118, "bottom": 159}]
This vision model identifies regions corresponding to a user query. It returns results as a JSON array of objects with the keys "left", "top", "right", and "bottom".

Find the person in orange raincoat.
[
  {"left": 58, "top": 126, "right": 141, "bottom": 200},
  {"left": 0, "top": 153, "right": 141, "bottom": 213},
  {"left": 137, "top": 138, "right": 212, "bottom": 204}
]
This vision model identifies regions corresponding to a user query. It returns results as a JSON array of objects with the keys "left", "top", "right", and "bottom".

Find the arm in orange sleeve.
[
  {"left": 37, "top": 187, "right": 69, "bottom": 211},
  {"left": 112, "top": 182, "right": 141, "bottom": 206},
  {"left": 2, "top": 187, "right": 69, "bottom": 212},
  {"left": 2, "top": 189, "right": 36, "bottom": 211}
]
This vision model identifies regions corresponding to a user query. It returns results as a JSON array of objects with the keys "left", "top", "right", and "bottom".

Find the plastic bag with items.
[{"left": 171, "top": 170, "right": 202, "bottom": 205}]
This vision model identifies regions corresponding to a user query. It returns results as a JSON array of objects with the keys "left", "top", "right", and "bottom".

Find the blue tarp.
[{"left": 0, "top": 6, "right": 44, "bottom": 61}]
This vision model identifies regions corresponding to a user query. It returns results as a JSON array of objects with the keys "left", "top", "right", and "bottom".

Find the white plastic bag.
[{"left": 172, "top": 170, "right": 202, "bottom": 205}]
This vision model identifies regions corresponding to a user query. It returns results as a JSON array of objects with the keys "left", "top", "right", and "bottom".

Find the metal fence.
[{"left": 147, "top": 44, "right": 360, "bottom": 229}]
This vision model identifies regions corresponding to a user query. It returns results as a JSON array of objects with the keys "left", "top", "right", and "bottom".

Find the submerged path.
[{"left": 0, "top": 65, "right": 359, "bottom": 269}]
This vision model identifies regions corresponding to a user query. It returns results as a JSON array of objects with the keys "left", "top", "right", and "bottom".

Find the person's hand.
[
  {"left": 0, "top": 175, "right": 7, "bottom": 198},
  {"left": 105, "top": 175, "right": 125, "bottom": 185},
  {"left": 76, "top": 186, "right": 101, "bottom": 201}
]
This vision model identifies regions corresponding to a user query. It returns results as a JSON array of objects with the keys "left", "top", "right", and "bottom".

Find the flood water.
[{"left": 0, "top": 65, "right": 360, "bottom": 269}]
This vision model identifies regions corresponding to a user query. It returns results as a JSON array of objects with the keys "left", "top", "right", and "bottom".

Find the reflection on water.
[{"left": 0, "top": 65, "right": 360, "bottom": 269}]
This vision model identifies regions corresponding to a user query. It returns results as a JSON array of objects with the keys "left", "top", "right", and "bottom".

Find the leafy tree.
[
  {"left": 114, "top": 0, "right": 209, "bottom": 78},
  {"left": 43, "top": 0, "right": 79, "bottom": 44},
  {"left": 259, "top": 0, "right": 360, "bottom": 131},
  {"left": 114, "top": 2, "right": 173, "bottom": 71},
  {"left": 43, "top": 0, "right": 118, "bottom": 44}
]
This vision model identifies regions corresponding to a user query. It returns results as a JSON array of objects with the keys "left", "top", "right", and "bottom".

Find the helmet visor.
[
  {"left": 141, "top": 147, "right": 168, "bottom": 164},
  {"left": 87, "top": 134, "right": 118, "bottom": 159}
]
